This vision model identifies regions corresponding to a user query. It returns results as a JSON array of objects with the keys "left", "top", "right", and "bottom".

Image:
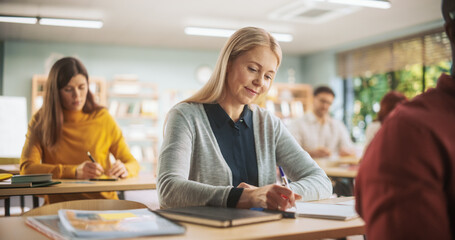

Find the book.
[
  {"left": 55, "top": 208, "right": 185, "bottom": 239},
  {"left": 11, "top": 173, "right": 52, "bottom": 183},
  {"left": 26, "top": 215, "right": 82, "bottom": 240},
  {"left": 0, "top": 180, "right": 61, "bottom": 188},
  {"left": 108, "top": 100, "right": 119, "bottom": 116},
  {"left": 0, "top": 173, "right": 13, "bottom": 181},
  {"left": 156, "top": 206, "right": 282, "bottom": 228},
  {"left": 293, "top": 202, "right": 359, "bottom": 221}
]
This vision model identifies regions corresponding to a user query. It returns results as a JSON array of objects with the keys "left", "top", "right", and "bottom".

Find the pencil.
[{"left": 87, "top": 151, "right": 96, "bottom": 163}]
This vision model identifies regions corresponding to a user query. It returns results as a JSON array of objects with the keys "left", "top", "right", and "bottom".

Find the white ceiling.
[{"left": 0, "top": 0, "right": 443, "bottom": 55}]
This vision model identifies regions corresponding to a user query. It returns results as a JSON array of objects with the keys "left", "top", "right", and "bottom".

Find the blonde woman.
[
  {"left": 158, "top": 27, "right": 332, "bottom": 210},
  {"left": 20, "top": 57, "right": 140, "bottom": 204}
]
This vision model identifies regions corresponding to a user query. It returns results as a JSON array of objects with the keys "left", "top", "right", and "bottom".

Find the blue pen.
[
  {"left": 278, "top": 166, "right": 298, "bottom": 210},
  {"left": 278, "top": 166, "right": 289, "bottom": 188}
]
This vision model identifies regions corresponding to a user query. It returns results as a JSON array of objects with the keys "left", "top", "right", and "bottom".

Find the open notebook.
[{"left": 293, "top": 200, "right": 358, "bottom": 221}]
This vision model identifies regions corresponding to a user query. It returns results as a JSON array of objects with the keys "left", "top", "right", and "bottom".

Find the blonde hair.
[
  {"left": 33, "top": 57, "right": 102, "bottom": 148},
  {"left": 184, "top": 27, "right": 282, "bottom": 104}
]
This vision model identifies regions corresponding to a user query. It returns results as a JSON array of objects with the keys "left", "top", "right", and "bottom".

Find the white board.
[{"left": 0, "top": 96, "right": 27, "bottom": 158}]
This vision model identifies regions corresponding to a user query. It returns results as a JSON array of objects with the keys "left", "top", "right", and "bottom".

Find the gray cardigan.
[{"left": 158, "top": 103, "right": 332, "bottom": 208}]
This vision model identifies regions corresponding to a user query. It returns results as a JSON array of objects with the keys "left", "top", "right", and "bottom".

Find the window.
[{"left": 337, "top": 28, "right": 452, "bottom": 143}]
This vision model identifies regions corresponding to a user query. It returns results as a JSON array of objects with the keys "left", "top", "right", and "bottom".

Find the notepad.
[
  {"left": 294, "top": 202, "right": 359, "bottom": 221},
  {"left": 157, "top": 206, "right": 282, "bottom": 228}
]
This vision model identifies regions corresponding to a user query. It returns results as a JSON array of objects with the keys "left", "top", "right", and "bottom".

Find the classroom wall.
[
  {"left": 2, "top": 40, "right": 303, "bottom": 121},
  {"left": 2, "top": 19, "right": 443, "bottom": 122},
  {"left": 300, "top": 50, "right": 345, "bottom": 120}
]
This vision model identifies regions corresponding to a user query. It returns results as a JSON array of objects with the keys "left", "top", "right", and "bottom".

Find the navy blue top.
[{"left": 204, "top": 103, "right": 259, "bottom": 207}]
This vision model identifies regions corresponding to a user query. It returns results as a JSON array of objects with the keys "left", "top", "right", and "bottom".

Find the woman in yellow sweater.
[{"left": 20, "top": 57, "right": 140, "bottom": 204}]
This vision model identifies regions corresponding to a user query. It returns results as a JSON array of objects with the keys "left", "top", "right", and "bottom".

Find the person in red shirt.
[{"left": 355, "top": 1, "right": 455, "bottom": 239}]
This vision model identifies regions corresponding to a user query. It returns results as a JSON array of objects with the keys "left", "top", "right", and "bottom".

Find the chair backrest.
[{"left": 22, "top": 199, "right": 148, "bottom": 216}]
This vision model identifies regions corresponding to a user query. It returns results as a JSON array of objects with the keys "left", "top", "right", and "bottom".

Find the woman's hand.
[
  {"left": 107, "top": 160, "right": 128, "bottom": 179},
  {"left": 236, "top": 183, "right": 302, "bottom": 210},
  {"left": 76, "top": 161, "right": 104, "bottom": 179}
]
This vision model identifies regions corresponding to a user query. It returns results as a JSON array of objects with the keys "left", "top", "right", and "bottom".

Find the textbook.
[
  {"left": 11, "top": 173, "right": 52, "bottom": 183},
  {"left": 56, "top": 208, "right": 185, "bottom": 239},
  {"left": 294, "top": 202, "right": 359, "bottom": 221},
  {"left": 157, "top": 206, "right": 282, "bottom": 227},
  {"left": 26, "top": 215, "right": 86, "bottom": 240},
  {"left": 0, "top": 180, "right": 61, "bottom": 188}
]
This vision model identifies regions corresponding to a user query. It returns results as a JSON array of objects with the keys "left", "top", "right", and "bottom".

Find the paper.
[{"left": 294, "top": 202, "right": 358, "bottom": 220}]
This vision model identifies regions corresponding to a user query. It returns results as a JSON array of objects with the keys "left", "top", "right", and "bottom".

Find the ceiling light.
[
  {"left": 184, "top": 27, "right": 293, "bottom": 43},
  {"left": 328, "top": 0, "right": 391, "bottom": 9},
  {"left": 185, "top": 27, "right": 233, "bottom": 38},
  {"left": 39, "top": 18, "right": 103, "bottom": 29},
  {"left": 0, "top": 16, "right": 37, "bottom": 24},
  {"left": 0, "top": 15, "right": 103, "bottom": 29}
]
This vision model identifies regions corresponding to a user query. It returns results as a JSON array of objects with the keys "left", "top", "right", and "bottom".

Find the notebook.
[
  {"left": 157, "top": 206, "right": 282, "bottom": 227},
  {"left": 26, "top": 209, "right": 185, "bottom": 240},
  {"left": 11, "top": 174, "right": 52, "bottom": 183},
  {"left": 0, "top": 180, "right": 61, "bottom": 188},
  {"left": 293, "top": 201, "right": 359, "bottom": 221}
]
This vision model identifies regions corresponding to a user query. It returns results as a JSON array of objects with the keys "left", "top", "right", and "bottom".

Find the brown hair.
[
  {"left": 377, "top": 91, "right": 407, "bottom": 123},
  {"left": 33, "top": 57, "right": 102, "bottom": 148}
]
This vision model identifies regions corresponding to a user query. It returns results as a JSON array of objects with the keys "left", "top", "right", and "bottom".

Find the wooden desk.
[
  {"left": 0, "top": 175, "right": 156, "bottom": 197},
  {"left": 0, "top": 197, "right": 365, "bottom": 240},
  {"left": 0, "top": 164, "right": 20, "bottom": 175},
  {"left": 314, "top": 158, "right": 359, "bottom": 178}
]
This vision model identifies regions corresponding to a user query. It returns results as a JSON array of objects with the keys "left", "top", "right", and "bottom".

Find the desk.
[
  {"left": 314, "top": 158, "right": 359, "bottom": 178},
  {"left": 0, "top": 164, "right": 20, "bottom": 175},
  {"left": 0, "top": 175, "right": 156, "bottom": 216},
  {"left": 0, "top": 197, "right": 365, "bottom": 240},
  {"left": 0, "top": 175, "right": 156, "bottom": 197},
  {"left": 315, "top": 158, "right": 359, "bottom": 197},
  {"left": 0, "top": 164, "right": 21, "bottom": 216}
]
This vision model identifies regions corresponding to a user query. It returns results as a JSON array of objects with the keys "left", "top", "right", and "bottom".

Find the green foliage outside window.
[{"left": 351, "top": 61, "right": 451, "bottom": 143}]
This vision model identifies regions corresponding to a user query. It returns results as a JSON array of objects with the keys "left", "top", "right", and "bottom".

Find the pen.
[
  {"left": 250, "top": 207, "right": 296, "bottom": 218},
  {"left": 87, "top": 151, "right": 96, "bottom": 163},
  {"left": 278, "top": 166, "right": 289, "bottom": 188},
  {"left": 89, "top": 178, "right": 118, "bottom": 181},
  {"left": 278, "top": 166, "right": 298, "bottom": 210}
]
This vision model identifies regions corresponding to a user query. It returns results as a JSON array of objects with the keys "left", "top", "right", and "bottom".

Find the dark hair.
[
  {"left": 34, "top": 57, "right": 101, "bottom": 148},
  {"left": 377, "top": 91, "right": 407, "bottom": 123},
  {"left": 314, "top": 86, "right": 335, "bottom": 97},
  {"left": 442, "top": 0, "right": 455, "bottom": 23}
]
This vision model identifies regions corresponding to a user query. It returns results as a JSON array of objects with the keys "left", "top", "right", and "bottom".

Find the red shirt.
[{"left": 355, "top": 73, "right": 455, "bottom": 240}]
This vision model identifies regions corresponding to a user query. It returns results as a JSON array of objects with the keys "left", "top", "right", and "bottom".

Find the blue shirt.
[{"left": 203, "top": 103, "right": 259, "bottom": 187}]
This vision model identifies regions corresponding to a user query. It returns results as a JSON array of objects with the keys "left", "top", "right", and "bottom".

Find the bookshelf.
[
  {"left": 265, "top": 83, "right": 313, "bottom": 121},
  {"left": 107, "top": 77, "right": 160, "bottom": 176},
  {"left": 31, "top": 75, "right": 107, "bottom": 115}
]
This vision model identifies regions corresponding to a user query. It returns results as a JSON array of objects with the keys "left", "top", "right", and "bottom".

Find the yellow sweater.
[{"left": 20, "top": 108, "right": 140, "bottom": 203}]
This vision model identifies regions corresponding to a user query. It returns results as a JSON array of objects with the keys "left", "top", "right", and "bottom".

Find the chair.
[{"left": 22, "top": 199, "right": 148, "bottom": 216}]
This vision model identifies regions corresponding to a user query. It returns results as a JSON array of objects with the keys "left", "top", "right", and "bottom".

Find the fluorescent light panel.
[
  {"left": 0, "top": 16, "right": 37, "bottom": 24},
  {"left": 328, "top": 0, "right": 391, "bottom": 9},
  {"left": 0, "top": 15, "right": 103, "bottom": 29},
  {"left": 39, "top": 18, "right": 103, "bottom": 29},
  {"left": 185, "top": 27, "right": 293, "bottom": 42}
]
